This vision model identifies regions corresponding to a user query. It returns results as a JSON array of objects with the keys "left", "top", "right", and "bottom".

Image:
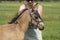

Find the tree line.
[{"left": 0, "top": 0, "right": 60, "bottom": 2}]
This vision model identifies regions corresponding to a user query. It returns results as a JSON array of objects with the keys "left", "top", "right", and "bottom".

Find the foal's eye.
[{"left": 35, "top": 16, "right": 38, "bottom": 19}]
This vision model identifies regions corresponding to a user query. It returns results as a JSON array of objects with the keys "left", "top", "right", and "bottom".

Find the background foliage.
[{"left": 0, "top": 0, "right": 60, "bottom": 2}]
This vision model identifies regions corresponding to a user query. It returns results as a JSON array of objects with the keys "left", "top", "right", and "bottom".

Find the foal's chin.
[{"left": 38, "top": 27, "right": 44, "bottom": 30}]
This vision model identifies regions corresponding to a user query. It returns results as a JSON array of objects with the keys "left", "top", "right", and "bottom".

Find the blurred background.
[
  {"left": 0, "top": 0, "right": 60, "bottom": 40},
  {"left": 0, "top": 0, "right": 60, "bottom": 2}
]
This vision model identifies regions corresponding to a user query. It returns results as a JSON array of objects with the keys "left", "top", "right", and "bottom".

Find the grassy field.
[{"left": 0, "top": 1, "right": 60, "bottom": 40}]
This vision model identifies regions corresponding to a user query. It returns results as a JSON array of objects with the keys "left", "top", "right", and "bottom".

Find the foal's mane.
[{"left": 9, "top": 9, "right": 28, "bottom": 24}]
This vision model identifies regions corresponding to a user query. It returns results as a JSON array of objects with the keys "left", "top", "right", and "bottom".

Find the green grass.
[{"left": 0, "top": 1, "right": 60, "bottom": 40}]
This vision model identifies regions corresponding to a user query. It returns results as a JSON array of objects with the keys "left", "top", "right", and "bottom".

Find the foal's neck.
[{"left": 16, "top": 10, "right": 30, "bottom": 32}]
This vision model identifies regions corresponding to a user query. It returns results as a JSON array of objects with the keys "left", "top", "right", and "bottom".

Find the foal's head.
[{"left": 29, "top": 9, "right": 44, "bottom": 30}]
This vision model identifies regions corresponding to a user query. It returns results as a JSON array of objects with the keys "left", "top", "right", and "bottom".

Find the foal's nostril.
[{"left": 39, "top": 26, "right": 44, "bottom": 30}]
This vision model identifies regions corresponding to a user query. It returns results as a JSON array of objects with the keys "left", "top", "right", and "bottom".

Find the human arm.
[
  {"left": 18, "top": 4, "right": 25, "bottom": 15},
  {"left": 38, "top": 5, "right": 43, "bottom": 18}
]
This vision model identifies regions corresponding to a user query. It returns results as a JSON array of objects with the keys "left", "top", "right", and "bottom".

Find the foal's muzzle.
[{"left": 38, "top": 22, "right": 44, "bottom": 30}]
